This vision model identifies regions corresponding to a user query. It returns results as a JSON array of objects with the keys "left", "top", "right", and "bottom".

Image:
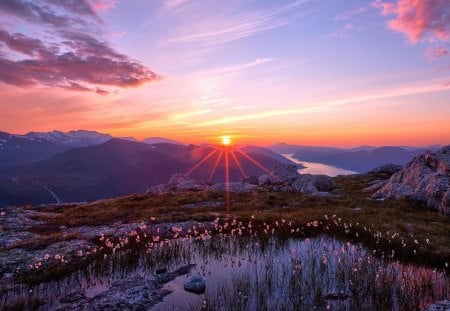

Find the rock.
[
  {"left": 184, "top": 275, "right": 206, "bottom": 294},
  {"left": 258, "top": 174, "right": 272, "bottom": 185},
  {"left": 426, "top": 300, "right": 450, "bottom": 311},
  {"left": 271, "top": 164, "right": 299, "bottom": 183},
  {"left": 291, "top": 174, "right": 335, "bottom": 194},
  {"left": 257, "top": 164, "right": 299, "bottom": 185},
  {"left": 372, "top": 146, "right": 450, "bottom": 214},
  {"left": 58, "top": 264, "right": 196, "bottom": 310},
  {"left": 369, "top": 164, "right": 403, "bottom": 175},
  {"left": 209, "top": 182, "right": 255, "bottom": 193},
  {"left": 363, "top": 180, "right": 387, "bottom": 193},
  {"left": 147, "top": 174, "right": 210, "bottom": 193}
]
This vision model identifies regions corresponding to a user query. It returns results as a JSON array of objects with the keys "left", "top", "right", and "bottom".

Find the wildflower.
[
  {"left": 150, "top": 217, "right": 156, "bottom": 221},
  {"left": 0, "top": 211, "right": 5, "bottom": 217},
  {"left": 44, "top": 253, "right": 49, "bottom": 260}
]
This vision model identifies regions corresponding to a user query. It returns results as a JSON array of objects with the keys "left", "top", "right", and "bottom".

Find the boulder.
[
  {"left": 271, "top": 164, "right": 299, "bottom": 183},
  {"left": 258, "top": 174, "right": 272, "bottom": 185},
  {"left": 184, "top": 275, "right": 206, "bottom": 294},
  {"left": 291, "top": 174, "right": 335, "bottom": 194},
  {"left": 372, "top": 146, "right": 450, "bottom": 214},
  {"left": 368, "top": 164, "right": 403, "bottom": 175}
]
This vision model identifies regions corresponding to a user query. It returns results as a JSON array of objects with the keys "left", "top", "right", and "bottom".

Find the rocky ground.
[{"left": 373, "top": 146, "right": 450, "bottom": 214}]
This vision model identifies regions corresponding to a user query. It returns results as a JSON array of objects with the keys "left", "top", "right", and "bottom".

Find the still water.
[
  {"left": 2, "top": 235, "right": 448, "bottom": 310},
  {"left": 282, "top": 154, "right": 358, "bottom": 176}
]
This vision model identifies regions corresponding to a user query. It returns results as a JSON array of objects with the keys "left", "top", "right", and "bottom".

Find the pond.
[
  {"left": 1, "top": 228, "right": 448, "bottom": 311},
  {"left": 282, "top": 154, "right": 358, "bottom": 176}
]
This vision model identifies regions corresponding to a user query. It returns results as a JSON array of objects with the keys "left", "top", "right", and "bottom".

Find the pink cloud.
[
  {"left": 373, "top": 0, "right": 450, "bottom": 43},
  {"left": 0, "top": 0, "right": 158, "bottom": 93},
  {"left": 87, "top": 0, "right": 118, "bottom": 12},
  {"left": 425, "top": 46, "right": 449, "bottom": 60}
]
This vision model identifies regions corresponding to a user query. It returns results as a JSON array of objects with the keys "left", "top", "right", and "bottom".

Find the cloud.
[
  {"left": 334, "top": 6, "right": 368, "bottom": 21},
  {"left": 167, "top": 0, "right": 309, "bottom": 46},
  {"left": 87, "top": 0, "right": 118, "bottom": 12},
  {"left": 192, "top": 79, "right": 449, "bottom": 127},
  {"left": 0, "top": 0, "right": 158, "bottom": 93},
  {"left": 373, "top": 0, "right": 450, "bottom": 43},
  {"left": 425, "top": 46, "right": 449, "bottom": 60}
]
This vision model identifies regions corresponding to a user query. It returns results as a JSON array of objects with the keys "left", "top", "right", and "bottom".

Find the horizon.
[
  {"left": 1, "top": 0, "right": 450, "bottom": 147},
  {"left": 2, "top": 128, "right": 447, "bottom": 149}
]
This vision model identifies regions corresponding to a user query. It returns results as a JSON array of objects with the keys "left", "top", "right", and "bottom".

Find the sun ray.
[
  {"left": 236, "top": 149, "right": 280, "bottom": 181},
  {"left": 179, "top": 148, "right": 219, "bottom": 182},
  {"left": 208, "top": 150, "right": 223, "bottom": 182},
  {"left": 230, "top": 149, "right": 248, "bottom": 179},
  {"left": 225, "top": 148, "right": 230, "bottom": 214}
]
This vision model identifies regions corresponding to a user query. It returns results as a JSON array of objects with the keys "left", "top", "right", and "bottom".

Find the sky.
[{"left": 0, "top": 0, "right": 449, "bottom": 147}]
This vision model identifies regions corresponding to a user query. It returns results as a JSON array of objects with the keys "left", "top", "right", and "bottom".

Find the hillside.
[{"left": 0, "top": 139, "right": 288, "bottom": 206}]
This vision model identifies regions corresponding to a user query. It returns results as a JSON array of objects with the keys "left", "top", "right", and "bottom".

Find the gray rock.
[
  {"left": 258, "top": 174, "right": 272, "bottom": 185},
  {"left": 363, "top": 180, "right": 387, "bottom": 193},
  {"left": 147, "top": 174, "right": 210, "bottom": 193},
  {"left": 426, "top": 300, "right": 450, "bottom": 311},
  {"left": 291, "top": 174, "right": 335, "bottom": 194},
  {"left": 58, "top": 264, "right": 196, "bottom": 310},
  {"left": 184, "top": 275, "right": 206, "bottom": 294},
  {"left": 271, "top": 164, "right": 299, "bottom": 183},
  {"left": 209, "top": 182, "right": 255, "bottom": 193},
  {"left": 369, "top": 164, "right": 403, "bottom": 175},
  {"left": 373, "top": 146, "right": 450, "bottom": 214}
]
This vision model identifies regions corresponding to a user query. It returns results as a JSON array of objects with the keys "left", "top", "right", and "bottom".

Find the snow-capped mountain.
[{"left": 26, "top": 130, "right": 112, "bottom": 147}]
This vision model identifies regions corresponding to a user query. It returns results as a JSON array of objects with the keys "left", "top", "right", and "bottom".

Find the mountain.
[
  {"left": 269, "top": 143, "right": 344, "bottom": 155},
  {"left": 26, "top": 130, "right": 112, "bottom": 147},
  {"left": 0, "top": 131, "right": 69, "bottom": 170},
  {"left": 241, "top": 146, "right": 297, "bottom": 165},
  {"left": 290, "top": 146, "right": 441, "bottom": 173},
  {"left": 0, "top": 130, "right": 116, "bottom": 170},
  {"left": 0, "top": 140, "right": 288, "bottom": 206},
  {"left": 143, "top": 137, "right": 184, "bottom": 145}
]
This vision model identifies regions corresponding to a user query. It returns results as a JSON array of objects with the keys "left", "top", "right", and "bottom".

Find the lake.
[{"left": 282, "top": 154, "right": 358, "bottom": 176}]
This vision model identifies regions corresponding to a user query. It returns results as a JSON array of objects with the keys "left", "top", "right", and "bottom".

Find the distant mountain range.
[
  {"left": 0, "top": 130, "right": 446, "bottom": 206},
  {"left": 269, "top": 143, "right": 442, "bottom": 173},
  {"left": 0, "top": 133, "right": 292, "bottom": 206},
  {"left": 0, "top": 130, "right": 184, "bottom": 170}
]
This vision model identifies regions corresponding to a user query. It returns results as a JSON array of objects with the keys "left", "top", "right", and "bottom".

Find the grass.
[{"left": 23, "top": 172, "right": 449, "bottom": 271}]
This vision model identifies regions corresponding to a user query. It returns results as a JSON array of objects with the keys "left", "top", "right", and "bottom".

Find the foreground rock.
[
  {"left": 426, "top": 300, "right": 450, "bottom": 311},
  {"left": 58, "top": 264, "right": 196, "bottom": 310},
  {"left": 372, "top": 146, "right": 450, "bottom": 214},
  {"left": 184, "top": 275, "right": 206, "bottom": 294}
]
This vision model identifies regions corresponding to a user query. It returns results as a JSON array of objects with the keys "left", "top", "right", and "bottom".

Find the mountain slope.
[{"left": 0, "top": 140, "right": 288, "bottom": 206}]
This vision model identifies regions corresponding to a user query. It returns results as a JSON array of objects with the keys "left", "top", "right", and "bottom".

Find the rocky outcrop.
[
  {"left": 368, "top": 164, "right": 403, "bottom": 175},
  {"left": 58, "top": 264, "right": 196, "bottom": 310},
  {"left": 257, "top": 164, "right": 335, "bottom": 195},
  {"left": 372, "top": 146, "right": 450, "bottom": 214},
  {"left": 147, "top": 174, "right": 210, "bottom": 193},
  {"left": 147, "top": 164, "right": 335, "bottom": 196},
  {"left": 291, "top": 174, "right": 335, "bottom": 194}
]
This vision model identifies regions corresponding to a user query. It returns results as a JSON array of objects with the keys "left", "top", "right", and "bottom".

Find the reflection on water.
[
  {"left": 2, "top": 235, "right": 448, "bottom": 310},
  {"left": 283, "top": 154, "right": 358, "bottom": 176}
]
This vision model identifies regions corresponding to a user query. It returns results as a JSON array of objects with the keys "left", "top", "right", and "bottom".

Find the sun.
[{"left": 221, "top": 136, "right": 232, "bottom": 146}]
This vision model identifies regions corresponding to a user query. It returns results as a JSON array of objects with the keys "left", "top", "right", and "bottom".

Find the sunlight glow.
[{"left": 222, "top": 136, "right": 232, "bottom": 146}]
